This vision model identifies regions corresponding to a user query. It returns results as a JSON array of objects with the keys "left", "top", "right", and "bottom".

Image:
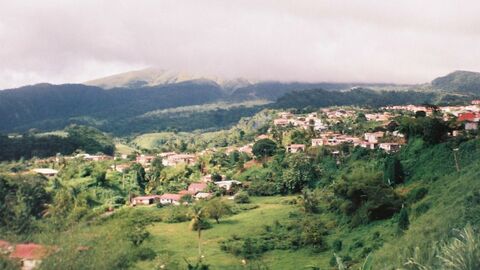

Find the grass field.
[
  {"left": 131, "top": 197, "right": 329, "bottom": 269},
  {"left": 130, "top": 196, "right": 395, "bottom": 270}
]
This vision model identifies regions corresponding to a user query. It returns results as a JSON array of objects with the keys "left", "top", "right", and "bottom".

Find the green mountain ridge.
[
  {"left": 0, "top": 70, "right": 478, "bottom": 136},
  {"left": 431, "top": 70, "right": 480, "bottom": 94}
]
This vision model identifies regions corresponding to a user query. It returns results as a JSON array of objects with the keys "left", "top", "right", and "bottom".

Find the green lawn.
[{"left": 133, "top": 197, "right": 331, "bottom": 269}]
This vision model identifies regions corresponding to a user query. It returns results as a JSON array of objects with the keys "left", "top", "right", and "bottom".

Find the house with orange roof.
[{"left": 10, "top": 243, "right": 51, "bottom": 270}]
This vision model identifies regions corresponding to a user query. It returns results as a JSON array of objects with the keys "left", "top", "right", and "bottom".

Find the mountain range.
[{"left": 0, "top": 69, "right": 479, "bottom": 135}]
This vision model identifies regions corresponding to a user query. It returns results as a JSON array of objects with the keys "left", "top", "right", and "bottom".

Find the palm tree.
[{"left": 190, "top": 204, "right": 205, "bottom": 258}]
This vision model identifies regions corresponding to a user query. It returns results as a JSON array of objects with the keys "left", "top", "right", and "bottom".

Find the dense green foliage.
[
  {"left": 0, "top": 82, "right": 225, "bottom": 134},
  {"left": 0, "top": 174, "right": 50, "bottom": 234},
  {"left": 0, "top": 125, "right": 114, "bottom": 161},
  {"left": 274, "top": 88, "right": 470, "bottom": 109},
  {"left": 252, "top": 139, "right": 277, "bottom": 159}
]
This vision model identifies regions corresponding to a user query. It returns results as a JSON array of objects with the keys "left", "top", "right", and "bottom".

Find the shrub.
[
  {"left": 404, "top": 225, "right": 480, "bottom": 269},
  {"left": 163, "top": 206, "right": 189, "bottom": 223},
  {"left": 333, "top": 240, "right": 343, "bottom": 252},
  {"left": 126, "top": 224, "right": 150, "bottom": 246},
  {"left": 407, "top": 187, "right": 428, "bottom": 204},
  {"left": 414, "top": 202, "right": 431, "bottom": 217},
  {"left": 247, "top": 181, "right": 277, "bottom": 196},
  {"left": 0, "top": 255, "right": 19, "bottom": 270},
  {"left": 464, "top": 191, "right": 480, "bottom": 225},
  {"left": 113, "top": 196, "right": 126, "bottom": 205},
  {"left": 397, "top": 207, "right": 410, "bottom": 231},
  {"left": 132, "top": 247, "right": 157, "bottom": 261},
  {"left": 234, "top": 191, "right": 250, "bottom": 204}
]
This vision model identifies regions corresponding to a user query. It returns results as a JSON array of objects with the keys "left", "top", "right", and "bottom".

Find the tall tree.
[
  {"left": 130, "top": 163, "right": 147, "bottom": 194},
  {"left": 383, "top": 156, "right": 404, "bottom": 185},
  {"left": 282, "top": 153, "right": 316, "bottom": 193},
  {"left": 252, "top": 139, "right": 277, "bottom": 160},
  {"left": 205, "top": 198, "right": 232, "bottom": 223}
]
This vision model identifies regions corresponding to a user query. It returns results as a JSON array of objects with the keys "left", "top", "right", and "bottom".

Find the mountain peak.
[{"left": 84, "top": 67, "right": 253, "bottom": 92}]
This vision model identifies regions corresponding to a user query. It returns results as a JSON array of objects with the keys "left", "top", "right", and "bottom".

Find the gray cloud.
[{"left": 0, "top": 0, "right": 479, "bottom": 89}]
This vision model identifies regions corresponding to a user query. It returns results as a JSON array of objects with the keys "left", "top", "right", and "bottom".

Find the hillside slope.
[
  {"left": 0, "top": 82, "right": 224, "bottom": 133},
  {"left": 432, "top": 70, "right": 480, "bottom": 95},
  {"left": 273, "top": 88, "right": 471, "bottom": 109}
]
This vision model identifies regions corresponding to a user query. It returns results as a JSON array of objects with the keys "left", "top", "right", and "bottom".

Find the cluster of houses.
[
  {"left": 285, "top": 130, "right": 404, "bottom": 154},
  {"left": 131, "top": 176, "right": 242, "bottom": 207},
  {"left": 384, "top": 100, "right": 480, "bottom": 131},
  {"left": 273, "top": 112, "right": 327, "bottom": 131},
  {"left": 278, "top": 100, "right": 480, "bottom": 155},
  {"left": 136, "top": 152, "right": 197, "bottom": 167}
]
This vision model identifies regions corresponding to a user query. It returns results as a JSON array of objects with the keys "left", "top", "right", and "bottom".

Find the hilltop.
[
  {"left": 432, "top": 70, "right": 480, "bottom": 95},
  {"left": 85, "top": 67, "right": 253, "bottom": 93}
]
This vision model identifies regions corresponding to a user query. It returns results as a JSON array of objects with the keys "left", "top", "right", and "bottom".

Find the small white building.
[
  {"left": 32, "top": 168, "right": 58, "bottom": 177},
  {"left": 214, "top": 180, "right": 242, "bottom": 192},
  {"left": 131, "top": 195, "right": 162, "bottom": 206},
  {"left": 379, "top": 143, "right": 402, "bottom": 153},
  {"left": 286, "top": 144, "right": 306, "bottom": 153}
]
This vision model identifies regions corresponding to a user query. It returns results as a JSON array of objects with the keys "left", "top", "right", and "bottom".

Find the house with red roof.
[
  {"left": 136, "top": 155, "right": 156, "bottom": 166},
  {"left": 188, "top": 182, "right": 208, "bottom": 194},
  {"left": 458, "top": 112, "right": 478, "bottom": 122},
  {"left": 178, "top": 190, "right": 195, "bottom": 196},
  {"left": 160, "top": 193, "right": 182, "bottom": 205},
  {"left": 10, "top": 243, "right": 50, "bottom": 270}
]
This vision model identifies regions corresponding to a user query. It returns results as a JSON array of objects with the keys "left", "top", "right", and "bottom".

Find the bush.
[
  {"left": 0, "top": 256, "right": 19, "bottom": 270},
  {"left": 247, "top": 181, "right": 277, "bottom": 196},
  {"left": 113, "top": 196, "right": 126, "bottom": 205},
  {"left": 407, "top": 187, "right": 428, "bottom": 204},
  {"left": 163, "top": 206, "right": 190, "bottom": 223},
  {"left": 332, "top": 239, "right": 343, "bottom": 252},
  {"left": 397, "top": 207, "right": 410, "bottom": 231},
  {"left": 132, "top": 247, "right": 157, "bottom": 261},
  {"left": 464, "top": 191, "right": 480, "bottom": 225},
  {"left": 234, "top": 192, "right": 250, "bottom": 204},
  {"left": 414, "top": 202, "right": 431, "bottom": 217}
]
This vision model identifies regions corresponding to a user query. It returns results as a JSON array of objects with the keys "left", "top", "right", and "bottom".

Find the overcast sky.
[{"left": 1, "top": 0, "right": 479, "bottom": 89}]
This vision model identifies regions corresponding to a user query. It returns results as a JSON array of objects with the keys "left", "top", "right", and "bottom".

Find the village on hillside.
[
  {"left": 3, "top": 100, "right": 480, "bottom": 269},
  {"left": 26, "top": 100, "right": 480, "bottom": 207}
]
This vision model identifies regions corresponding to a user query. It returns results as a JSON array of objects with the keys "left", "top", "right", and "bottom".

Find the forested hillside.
[
  {"left": 0, "top": 125, "right": 114, "bottom": 161},
  {"left": 432, "top": 70, "right": 480, "bottom": 94},
  {"left": 274, "top": 88, "right": 471, "bottom": 109},
  {"left": 0, "top": 82, "right": 225, "bottom": 134}
]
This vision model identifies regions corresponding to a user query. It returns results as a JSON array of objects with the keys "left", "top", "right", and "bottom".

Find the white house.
[
  {"left": 32, "top": 168, "right": 58, "bottom": 177},
  {"left": 214, "top": 180, "right": 242, "bottom": 192},
  {"left": 286, "top": 144, "right": 306, "bottom": 153}
]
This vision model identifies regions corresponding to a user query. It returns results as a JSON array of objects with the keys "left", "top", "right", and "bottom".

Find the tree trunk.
[{"left": 198, "top": 226, "right": 202, "bottom": 257}]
